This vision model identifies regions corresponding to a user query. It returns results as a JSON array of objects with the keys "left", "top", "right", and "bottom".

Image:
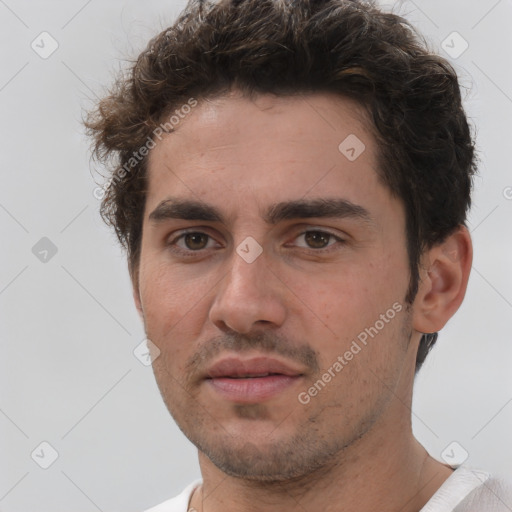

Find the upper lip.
[{"left": 206, "top": 356, "right": 305, "bottom": 379}]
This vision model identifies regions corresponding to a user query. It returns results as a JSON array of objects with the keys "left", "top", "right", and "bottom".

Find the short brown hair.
[{"left": 86, "top": 0, "right": 477, "bottom": 372}]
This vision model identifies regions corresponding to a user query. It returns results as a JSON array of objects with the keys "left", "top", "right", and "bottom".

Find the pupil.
[
  {"left": 305, "top": 231, "right": 329, "bottom": 248},
  {"left": 185, "top": 233, "right": 207, "bottom": 250}
]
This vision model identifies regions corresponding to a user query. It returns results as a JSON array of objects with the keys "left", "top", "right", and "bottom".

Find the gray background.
[{"left": 1, "top": 0, "right": 511, "bottom": 511}]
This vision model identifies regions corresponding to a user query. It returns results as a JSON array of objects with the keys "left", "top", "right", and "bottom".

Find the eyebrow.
[{"left": 148, "top": 197, "right": 375, "bottom": 227}]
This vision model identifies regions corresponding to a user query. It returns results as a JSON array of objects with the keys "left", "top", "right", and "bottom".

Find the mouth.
[
  {"left": 216, "top": 372, "right": 285, "bottom": 378},
  {"left": 204, "top": 356, "right": 305, "bottom": 403}
]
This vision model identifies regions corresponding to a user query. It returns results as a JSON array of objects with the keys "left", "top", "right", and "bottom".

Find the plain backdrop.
[{"left": 1, "top": 0, "right": 511, "bottom": 511}]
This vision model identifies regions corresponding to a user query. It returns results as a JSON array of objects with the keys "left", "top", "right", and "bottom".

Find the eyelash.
[{"left": 167, "top": 228, "right": 346, "bottom": 257}]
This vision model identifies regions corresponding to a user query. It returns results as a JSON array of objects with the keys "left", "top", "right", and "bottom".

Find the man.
[{"left": 86, "top": 0, "right": 511, "bottom": 510}]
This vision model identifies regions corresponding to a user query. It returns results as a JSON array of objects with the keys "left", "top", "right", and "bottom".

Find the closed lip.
[{"left": 205, "top": 356, "right": 305, "bottom": 379}]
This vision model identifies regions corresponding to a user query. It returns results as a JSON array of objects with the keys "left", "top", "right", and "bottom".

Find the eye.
[
  {"left": 169, "top": 231, "right": 220, "bottom": 254},
  {"left": 293, "top": 229, "right": 345, "bottom": 250}
]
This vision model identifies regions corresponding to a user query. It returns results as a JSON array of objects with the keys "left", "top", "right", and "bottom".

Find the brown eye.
[
  {"left": 304, "top": 231, "right": 332, "bottom": 249},
  {"left": 291, "top": 229, "right": 346, "bottom": 252},
  {"left": 183, "top": 232, "right": 209, "bottom": 250},
  {"left": 167, "top": 230, "right": 221, "bottom": 259}
]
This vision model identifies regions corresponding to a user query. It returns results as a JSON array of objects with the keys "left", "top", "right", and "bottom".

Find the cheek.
[
  {"left": 294, "top": 266, "right": 396, "bottom": 329},
  {"left": 289, "top": 257, "right": 408, "bottom": 365},
  {"left": 140, "top": 263, "right": 177, "bottom": 321},
  {"left": 141, "top": 256, "right": 198, "bottom": 312},
  {"left": 139, "top": 261, "right": 209, "bottom": 356}
]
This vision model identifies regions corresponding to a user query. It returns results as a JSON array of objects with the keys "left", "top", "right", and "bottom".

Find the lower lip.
[{"left": 207, "top": 375, "right": 301, "bottom": 403}]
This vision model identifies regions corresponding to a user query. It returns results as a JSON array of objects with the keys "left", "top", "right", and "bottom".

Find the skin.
[{"left": 132, "top": 91, "right": 472, "bottom": 512}]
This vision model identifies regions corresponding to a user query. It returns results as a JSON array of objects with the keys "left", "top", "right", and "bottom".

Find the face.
[{"left": 135, "top": 91, "right": 416, "bottom": 481}]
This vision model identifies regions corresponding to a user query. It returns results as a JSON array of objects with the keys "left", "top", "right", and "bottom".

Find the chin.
[{"left": 191, "top": 426, "right": 347, "bottom": 482}]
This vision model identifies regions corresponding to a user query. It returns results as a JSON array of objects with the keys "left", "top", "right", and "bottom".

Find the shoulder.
[
  {"left": 455, "top": 471, "right": 512, "bottom": 512},
  {"left": 141, "top": 480, "right": 202, "bottom": 512},
  {"left": 421, "top": 465, "right": 512, "bottom": 512}
]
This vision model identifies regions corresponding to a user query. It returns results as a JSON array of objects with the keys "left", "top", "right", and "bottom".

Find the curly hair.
[{"left": 85, "top": 0, "right": 477, "bottom": 372}]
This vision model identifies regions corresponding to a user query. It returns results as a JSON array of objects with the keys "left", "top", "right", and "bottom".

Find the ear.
[
  {"left": 412, "top": 226, "right": 473, "bottom": 335},
  {"left": 130, "top": 262, "right": 144, "bottom": 319}
]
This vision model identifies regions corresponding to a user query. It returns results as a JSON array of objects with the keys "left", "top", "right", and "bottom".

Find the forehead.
[{"left": 145, "top": 91, "right": 392, "bottom": 220}]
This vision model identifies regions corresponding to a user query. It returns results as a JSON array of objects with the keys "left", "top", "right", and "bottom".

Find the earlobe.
[{"left": 412, "top": 226, "right": 473, "bottom": 335}]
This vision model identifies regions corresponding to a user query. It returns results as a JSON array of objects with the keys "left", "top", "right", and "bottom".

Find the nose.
[{"left": 208, "top": 246, "right": 287, "bottom": 334}]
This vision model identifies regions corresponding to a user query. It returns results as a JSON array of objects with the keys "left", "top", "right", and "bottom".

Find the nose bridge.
[
  {"left": 221, "top": 241, "right": 270, "bottom": 304},
  {"left": 209, "top": 240, "right": 287, "bottom": 333},
  {"left": 224, "top": 222, "right": 268, "bottom": 289}
]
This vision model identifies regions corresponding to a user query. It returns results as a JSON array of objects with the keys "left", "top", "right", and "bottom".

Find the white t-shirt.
[{"left": 142, "top": 465, "right": 512, "bottom": 512}]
